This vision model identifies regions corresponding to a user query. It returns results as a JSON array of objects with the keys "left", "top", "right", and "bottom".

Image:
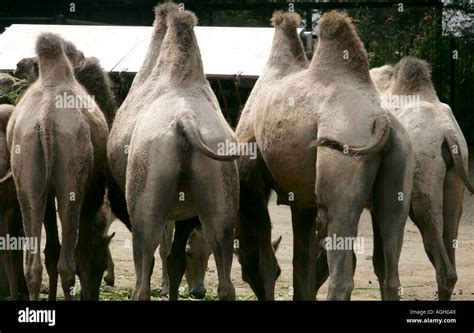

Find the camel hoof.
[{"left": 103, "top": 275, "right": 115, "bottom": 287}]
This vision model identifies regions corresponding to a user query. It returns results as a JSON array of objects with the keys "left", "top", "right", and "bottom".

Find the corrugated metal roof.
[{"left": 0, "top": 24, "right": 300, "bottom": 78}]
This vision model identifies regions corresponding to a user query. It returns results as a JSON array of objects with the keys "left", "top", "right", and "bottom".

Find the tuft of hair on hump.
[
  {"left": 35, "top": 32, "right": 64, "bottom": 59},
  {"left": 64, "top": 40, "right": 85, "bottom": 65},
  {"left": 167, "top": 8, "right": 198, "bottom": 32},
  {"left": 271, "top": 11, "right": 301, "bottom": 31},
  {"left": 393, "top": 56, "right": 432, "bottom": 86},
  {"left": 318, "top": 11, "right": 355, "bottom": 40},
  {"left": 153, "top": 1, "right": 180, "bottom": 27}
]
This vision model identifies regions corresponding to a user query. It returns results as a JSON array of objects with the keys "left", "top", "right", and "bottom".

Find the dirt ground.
[
  {"left": 99, "top": 192, "right": 474, "bottom": 301},
  {"left": 41, "top": 165, "right": 474, "bottom": 301}
]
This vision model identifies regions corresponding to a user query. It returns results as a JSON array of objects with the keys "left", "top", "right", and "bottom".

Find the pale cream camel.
[
  {"left": 7, "top": 33, "right": 109, "bottom": 300},
  {"left": 370, "top": 57, "right": 474, "bottom": 300},
  {"left": 109, "top": 5, "right": 239, "bottom": 300}
]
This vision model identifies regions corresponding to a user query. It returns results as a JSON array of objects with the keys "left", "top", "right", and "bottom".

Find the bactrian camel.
[
  {"left": 370, "top": 57, "right": 474, "bottom": 300},
  {"left": 236, "top": 11, "right": 414, "bottom": 300}
]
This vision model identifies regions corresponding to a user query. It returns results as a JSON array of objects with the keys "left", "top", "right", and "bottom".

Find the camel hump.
[
  {"left": 154, "top": 2, "right": 180, "bottom": 27},
  {"left": 312, "top": 11, "right": 369, "bottom": 79},
  {"left": 167, "top": 7, "right": 198, "bottom": 32},
  {"left": 264, "top": 11, "right": 308, "bottom": 75},
  {"left": 271, "top": 11, "right": 301, "bottom": 31},
  {"left": 393, "top": 57, "right": 432, "bottom": 89},
  {"left": 318, "top": 11, "right": 354, "bottom": 39},
  {"left": 152, "top": 8, "right": 204, "bottom": 84},
  {"left": 36, "top": 32, "right": 64, "bottom": 60}
]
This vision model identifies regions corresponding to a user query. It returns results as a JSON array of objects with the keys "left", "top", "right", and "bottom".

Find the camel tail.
[
  {"left": 314, "top": 115, "right": 391, "bottom": 156},
  {"left": 444, "top": 132, "right": 474, "bottom": 193},
  {"left": 0, "top": 170, "right": 12, "bottom": 185},
  {"left": 38, "top": 115, "right": 55, "bottom": 194},
  {"left": 178, "top": 115, "right": 238, "bottom": 161}
]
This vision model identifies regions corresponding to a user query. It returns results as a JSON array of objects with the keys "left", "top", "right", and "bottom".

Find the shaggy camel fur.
[
  {"left": 124, "top": 9, "right": 238, "bottom": 301},
  {"left": 238, "top": 11, "right": 413, "bottom": 300},
  {"left": 7, "top": 33, "right": 109, "bottom": 300},
  {"left": 370, "top": 57, "right": 474, "bottom": 300}
]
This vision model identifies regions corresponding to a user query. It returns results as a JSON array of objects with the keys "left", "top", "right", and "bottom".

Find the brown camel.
[
  {"left": 370, "top": 57, "right": 474, "bottom": 300},
  {"left": 6, "top": 32, "right": 110, "bottom": 300},
  {"left": 237, "top": 11, "right": 414, "bottom": 300}
]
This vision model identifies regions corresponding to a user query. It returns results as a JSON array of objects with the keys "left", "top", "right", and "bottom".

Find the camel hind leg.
[
  {"left": 189, "top": 158, "right": 237, "bottom": 300},
  {"left": 314, "top": 220, "right": 329, "bottom": 298},
  {"left": 313, "top": 220, "right": 357, "bottom": 299},
  {"left": 127, "top": 138, "right": 181, "bottom": 300},
  {"left": 159, "top": 220, "right": 173, "bottom": 297},
  {"left": 43, "top": 194, "right": 60, "bottom": 301},
  {"left": 371, "top": 121, "right": 413, "bottom": 300},
  {"left": 2, "top": 198, "right": 25, "bottom": 300},
  {"left": 13, "top": 140, "right": 48, "bottom": 300},
  {"left": 53, "top": 138, "right": 92, "bottom": 300},
  {"left": 290, "top": 206, "right": 317, "bottom": 300},
  {"left": 167, "top": 217, "right": 200, "bottom": 301},
  {"left": 441, "top": 167, "right": 463, "bottom": 295},
  {"left": 410, "top": 199, "right": 457, "bottom": 300},
  {"left": 316, "top": 150, "right": 379, "bottom": 300},
  {"left": 16, "top": 192, "right": 46, "bottom": 301},
  {"left": 129, "top": 181, "right": 176, "bottom": 300},
  {"left": 370, "top": 211, "right": 385, "bottom": 294}
]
